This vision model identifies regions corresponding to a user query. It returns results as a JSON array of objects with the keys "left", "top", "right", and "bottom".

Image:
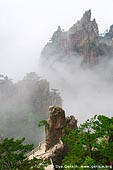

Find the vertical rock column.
[
  {"left": 45, "top": 106, "right": 66, "bottom": 151},
  {"left": 45, "top": 106, "right": 77, "bottom": 151}
]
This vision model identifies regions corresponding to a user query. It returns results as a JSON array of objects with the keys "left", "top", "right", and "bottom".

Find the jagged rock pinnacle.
[
  {"left": 41, "top": 9, "right": 99, "bottom": 64},
  {"left": 45, "top": 106, "right": 77, "bottom": 151},
  {"left": 82, "top": 9, "right": 91, "bottom": 22}
]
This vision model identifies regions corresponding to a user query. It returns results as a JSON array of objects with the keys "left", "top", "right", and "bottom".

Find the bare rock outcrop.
[
  {"left": 68, "top": 10, "right": 98, "bottom": 64},
  {"left": 45, "top": 106, "right": 77, "bottom": 168},
  {"left": 41, "top": 9, "right": 99, "bottom": 64},
  {"left": 28, "top": 106, "right": 77, "bottom": 169},
  {"left": 45, "top": 106, "right": 77, "bottom": 151}
]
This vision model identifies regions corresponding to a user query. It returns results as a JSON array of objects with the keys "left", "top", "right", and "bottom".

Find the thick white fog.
[{"left": 38, "top": 55, "right": 113, "bottom": 124}]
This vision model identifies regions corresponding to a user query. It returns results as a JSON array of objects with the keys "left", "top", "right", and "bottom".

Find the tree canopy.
[
  {"left": 62, "top": 115, "right": 113, "bottom": 169},
  {"left": 0, "top": 137, "right": 48, "bottom": 170}
]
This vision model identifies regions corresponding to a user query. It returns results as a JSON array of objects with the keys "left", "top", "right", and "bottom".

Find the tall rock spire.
[
  {"left": 41, "top": 10, "right": 99, "bottom": 65},
  {"left": 45, "top": 106, "right": 77, "bottom": 151}
]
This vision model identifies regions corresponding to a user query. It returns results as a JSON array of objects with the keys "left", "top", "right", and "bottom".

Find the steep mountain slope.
[{"left": 40, "top": 10, "right": 113, "bottom": 65}]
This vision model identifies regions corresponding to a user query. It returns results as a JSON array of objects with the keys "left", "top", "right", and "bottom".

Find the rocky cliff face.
[
  {"left": 41, "top": 10, "right": 99, "bottom": 64},
  {"left": 28, "top": 106, "right": 77, "bottom": 169},
  {"left": 68, "top": 10, "right": 99, "bottom": 63},
  {"left": 41, "top": 10, "right": 113, "bottom": 66},
  {"left": 45, "top": 106, "right": 77, "bottom": 151}
]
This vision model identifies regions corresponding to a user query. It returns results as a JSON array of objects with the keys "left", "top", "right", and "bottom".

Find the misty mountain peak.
[
  {"left": 81, "top": 9, "right": 91, "bottom": 22},
  {"left": 40, "top": 9, "right": 113, "bottom": 67}
]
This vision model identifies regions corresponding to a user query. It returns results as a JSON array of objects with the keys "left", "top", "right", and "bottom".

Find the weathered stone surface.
[
  {"left": 66, "top": 115, "right": 77, "bottom": 130},
  {"left": 45, "top": 106, "right": 66, "bottom": 151},
  {"left": 41, "top": 9, "right": 99, "bottom": 64},
  {"left": 45, "top": 106, "right": 77, "bottom": 151},
  {"left": 28, "top": 106, "right": 77, "bottom": 169},
  {"left": 68, "top": 10, "right": 98, "bottom": 57}
]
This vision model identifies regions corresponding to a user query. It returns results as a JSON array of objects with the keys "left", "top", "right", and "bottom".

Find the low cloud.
[{"left": 38, "top": 54, "right": 113, "bottom": 124}]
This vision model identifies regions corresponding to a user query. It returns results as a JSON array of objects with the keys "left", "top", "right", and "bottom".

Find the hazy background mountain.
[{"left": 0, "top": 72, "right": 62, "bottom": 145}]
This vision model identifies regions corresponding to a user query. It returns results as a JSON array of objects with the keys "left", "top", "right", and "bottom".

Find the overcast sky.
[{"left": 0, "top": 0, "right": 113, "bottom": 80}]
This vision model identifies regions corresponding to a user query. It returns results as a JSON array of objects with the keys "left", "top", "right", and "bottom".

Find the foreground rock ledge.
[{"left": 28, "top": 106, "right": 77, "bottom": 169}]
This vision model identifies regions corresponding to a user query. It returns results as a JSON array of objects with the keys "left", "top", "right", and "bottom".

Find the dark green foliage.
[
  {"left": 0, "top": 138, "right": 48, "bottom": 170},
  {"left": 38, "top": 120, "right": 48, "bottom": 127},
  {"left": 62, "top": 115, "right": 113, "bottom": 169}
]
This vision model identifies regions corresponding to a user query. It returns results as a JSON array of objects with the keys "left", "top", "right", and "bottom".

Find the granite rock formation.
[
  {"left": 45, "top": 106, "right": 77, "bottom": 151},
  {"left": 41, "top": 10, "right": 113, "bottom": 66},
  {"left": 28, "top": 106, "right": 77, "bottom": 170},
  {"left": 68, "top": 10, "right": 99, "bottom": 63},
  {"left": 41, "top": 10, "right": 99, "bottom": 64}
]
